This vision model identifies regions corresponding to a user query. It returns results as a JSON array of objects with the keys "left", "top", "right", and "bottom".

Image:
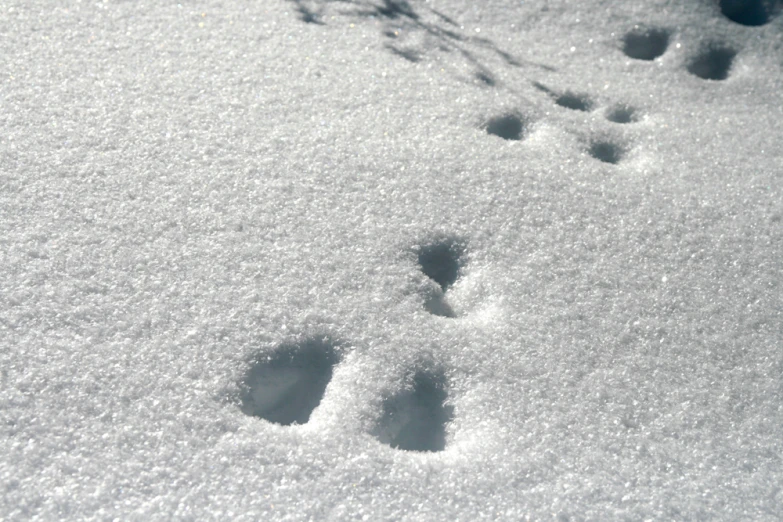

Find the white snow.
[{"left": 1, "top": 0, "right": 782, "bottom": 520}]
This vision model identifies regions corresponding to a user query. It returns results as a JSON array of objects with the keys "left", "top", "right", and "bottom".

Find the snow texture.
[{"left": 1, "top": 0, "right": 782, "bottom": 520}]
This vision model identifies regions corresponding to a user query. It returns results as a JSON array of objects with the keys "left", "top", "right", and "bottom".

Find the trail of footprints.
[
  {"left": 486, "top": 5, "right": 774, "bottom": 160},
  {"left": 240, "top": 336, "right": 454, "bottom": 452},
  {"left": 236, "top": 1, "right": 779, "bottom": 452},
  {"left": 239, "top": 238, "right": 463, "bottom": 452}
]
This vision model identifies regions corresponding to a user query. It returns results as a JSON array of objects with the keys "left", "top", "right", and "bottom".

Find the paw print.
[
  {"left": 479, "top": 2, "right": 769, "bottom": 166},
  {"left": 718, "top": 0, "right": 780, "bottom": 27},
  {"left": 237, "top": 236, "right": 472, "bottom": 452},
  {"left": 239, "top": 337, "right": 340, "bottom": 426},
  {"left": 491, "top": 81, "right": 639, "bottom": 166},
  {"left": 235, "top": 0, "right": 778, "bottom": 457},
  {"left": 371, "top": 368, "right": 453, "bottom": 452},
  {"left": 417, "top": 236, "right": 466, "bottom": 318},
  {"left": 618, "top": 24, "right": 737, "bottom": 82}
]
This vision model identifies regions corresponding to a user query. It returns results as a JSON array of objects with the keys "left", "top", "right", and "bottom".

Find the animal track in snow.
[
  {"left": 240, "top": 337, "right": 340, "bottom": 425},
  {"left": 485, "top": 113, "right": 526, "bottom": 141},
  {"left": 605, "top": 104, "right": 640, "bottom": 124},
  {"left": 719, "top": 0, "right": 780, "bottom": 26},
  {"left": 555, "top": 92, "right": 594, "bottom": 112},
  {"left": 533, "top": 82, "right": 593, "bottom": 113},
  {"left": 534, "top": 82, "right": 639, "bottom": 158},
  {"left": 687, "top": 44, "right": 736, "bottom": 80},
  {"left": 589, "top": 140, "right": 626, "bottom": 164},
  {"left": 372, "top": 369, "right": 454, "bottom": 452},
  {"left": 417, "top": 236, "right": 466, "bottom": 318},
  {"left": 238, "top": 1, "right": 694, "bottom": 453},
  {"left": 622, "top": 27, "right": 670, "bottom": 60}
]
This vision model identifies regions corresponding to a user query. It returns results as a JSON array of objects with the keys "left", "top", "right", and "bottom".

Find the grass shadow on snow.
[
  {"left": 289, "top": 0, "right": 326, "bottom": 24},
  {"left": 285, "top": 0, "right": 555, "bottom": 83}
]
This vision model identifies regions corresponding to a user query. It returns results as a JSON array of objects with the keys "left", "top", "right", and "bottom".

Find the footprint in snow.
[{"left": 237, "top": 236, "right": 467, "bottom": 453}]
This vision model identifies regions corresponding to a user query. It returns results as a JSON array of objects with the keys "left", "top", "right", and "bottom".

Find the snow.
[{"left": 1, "top": 0, "right": 782, "bottom": 519}]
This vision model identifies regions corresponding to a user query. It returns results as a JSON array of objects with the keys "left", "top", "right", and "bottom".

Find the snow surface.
[{"left": 1, "top": 0, "right": 782, "bottom": 520}]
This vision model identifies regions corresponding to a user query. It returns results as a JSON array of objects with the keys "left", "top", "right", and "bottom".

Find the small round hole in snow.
[
  {"left": 589, "top": 141, "right": 624, "bottom": 164},
  {"left": 485, "top": 113, "right": 525, "bottom": 141},
  {"left": 687, "top": 45, "right": 736, "bottom": 80},
  {"left": 622, "top": 28, "right": 670, "bottom": 60},
  {"left": 417, "top": 238, "right": 465, "bottom": 292},
  {"left": 605, "top": 105, "right": 639, "bottom": 124},
  {"left": 555, "top": 93, "right": 593, "bottom": 112},
  {"left": 372, "top": 370, "right": 454, "bottom": 452},
  {"left": 719, "top": 0, "right": 778, "bottom": 26},
  {"left": 239, "top": 338, "right": 340, "bottom": 426}
]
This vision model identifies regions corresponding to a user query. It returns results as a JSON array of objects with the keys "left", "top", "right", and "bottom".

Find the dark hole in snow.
[
  {"left": 719, "top": 0, "right": 777, "bottom": 26},
  {"left": 418, "top": 238, "right": 464, "bottom": 291},
  {"left": 589, "top": 141, "right": 624, "bottom": 164},
  {"left": 622, "top": 28, "right": 670, "bottom": 60},
  {"left": 555, "top": 93, "right": 593, "bottom": 112},
  {"left": 486, "top": 114, "right": 524, "bottom": 141},
  {"left": 606, "top": 105, "right": 639, "bottom": 124},
  {"left": 687, "top": 45, "right": 736, "bottom": 80},
  {"left": 373, "top": 370, "right": 454, "bottom": 452},
  {"left": 240, "top": 338, "right": 339, "bottom": 426}
]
